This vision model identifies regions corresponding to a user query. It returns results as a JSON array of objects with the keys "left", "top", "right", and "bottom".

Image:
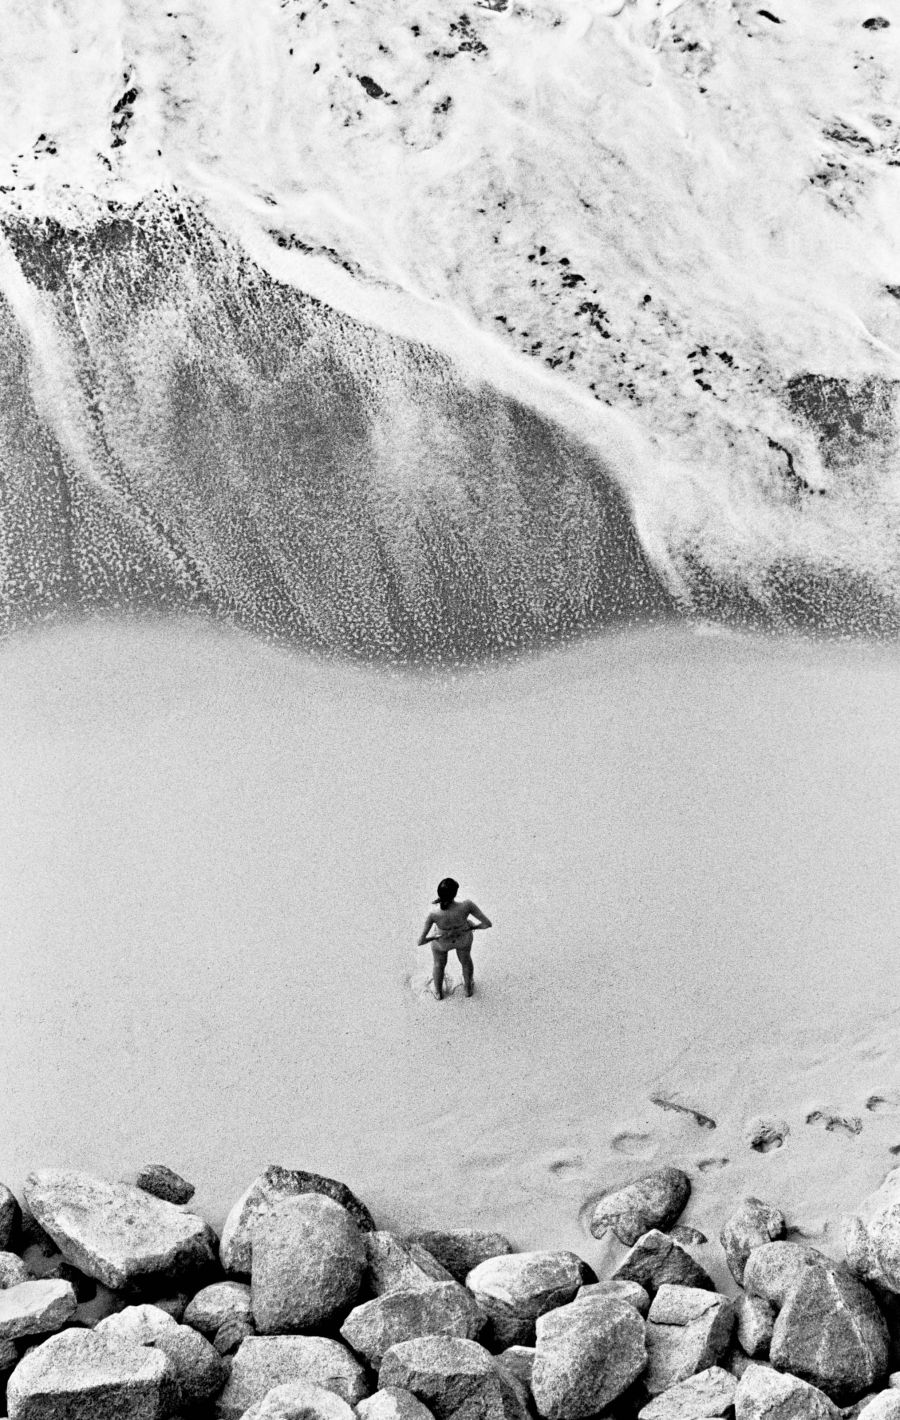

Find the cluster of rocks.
[{"left": 3, "top": 1162, "right": 900, "bottom": 1419}]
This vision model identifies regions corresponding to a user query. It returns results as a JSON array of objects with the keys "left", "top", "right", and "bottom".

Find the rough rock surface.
[
  {"left": 134, "top": 1165, "right": 195, "bottom": 1206},
  {"left": 356, "top": 1386, "right": 436, "bottom": 1420},
  {"left": 379, "top": 1335, "right": 527, "bottom": 1420},
  {"left": 6, "top": 1328, "right": 176, "bottom": 1419},
  {"left": 215, "top": 1315, "right": 255, "bottom": 1354},
  {"left": 576, "top": 1279, "right": 650, "bottom": 1314},
  {"left": 497, "top": 1346, "right": 534, "bottom": 1392},
  {"left": 340, "top": 1282, "right": 484, "bottom": 1366},
  {"left": 769, "top": 1262, "right": 888, "bottom": 1401},
  {"left": 637, "top": 1364, "right": 736, "bottom": 1417},
  {"left": 465, "top": 1251, "right": 590, "bottom": 1347},
  {"left": 23, "top": 1169, "right": 217, "bottom": 1290},
  {"left": 721, "top": 1199, "right": 787, "bottom": 1285},
  {"left": 589, "top": 1169, "right": 691, "bottom": 1247},
  {"left": 406, "top": 1232, "right": 513, "bottom": 1284},
  {"left": 0, "top": 1187, "right": 19, "bottom": 1253},
  {"left": 734, "top": 1360, "right": 840, "bottom": 1417},
  {"left": 644, "top": 1284, "right": 733, "bottom": 1396},
  {"left": 0, "top": 1254, "right": 30, "bottom": 1290},
  {"left": 743, "top": 1242, "right": 835, "bottom": 1308},
  {"left": 0, "top": 1281, "right": 76, "bottom": 1340},
  {"left": 531, "top": 1295, "right": 647, "bottom": 1418},
  {"left": 858, "top": 1396, "right": 900, "bottom": 1419},
  {"left": 611, "top": 1230, "right": 715, "bottom": 1298},
  {"left": 366, "top": 1233, "right": 455, "bottom": 1295},
  {"left": 844, "top": 1172, "right": 900, "bottom": 1295},
  {"left": 241, "top": 1379, "right": 359, "bottom": 1420},
  {"left": 217, "top": 1335, "right": 369, "bottom": 1420},
  {"left": 735, "top": 1293, "right": 775, "bottom": 1358},
  {"left": 95, "top": 1302, "right": 229, "bottom": 1406},
  {"left": 251, "top": 1195, "right": 366, "bottom": 1333},
  {"left": 184, "top": 1279, "right": 253, "bottom": 1336},
  {"left": 220, "top": 1166, "right": 375, "bottom": 1275}
]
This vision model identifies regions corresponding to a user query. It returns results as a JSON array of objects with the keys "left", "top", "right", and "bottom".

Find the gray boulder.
[
  {"left": 215, "top": 1316, "right": 255, "bottom": 1354},
  {"left": 743, "top": 1242, "right": 834, "bottom": 1308},
  {"left": 590, "top": 1169, "right": 691, "bottom": 1247},
  {"left": 644, "top": 1284, "right": 733, "bottom": 1396},
  {"left": 0, "top": 1186, "right": 20, "bottom": 1252},
  {"left": 356, "top": 1386, "right": 436, "bottom": 1420},
  {"left": 0, "top": 1254, "right": 30, "bottom": 1289},
  {"left": 220, "top": 1166, "right": 375, "bottom": 1276},
  {"left": 0, "top": 1281, "right": 76, "bottom": 1340},
  {"left": 734, "top": 1361, "right": 840, "bottom": 1417},
  {"left": 721, "top": 1200, "right": 786, "bottom": 1285},
  {"left": 611, "top": 1230, "right": 715, "bottom": 1298},
  {"left": 637, "top": 1364, "right": 736, "bottom": 1417},
  {"left": 465, "top": 1252, "right": 590, "bottom": 1347},
  {"left": 96, "top": 1302, "right": 229, "bottom": 1407},
  {"left": 23, "top": 1168, "right": 217, "bottom": 1290},
  {"left": 576, "top": 1279, "right": 650, "bottom": 1314},
  {"left": 217, "top": 1336, "right": 369, "bottom": 1420},
  {"left": 844, "top": 1172, "right": 900, "bottom": 1295},
  {"left": 769, "top": 1262, "right": 888, "bottom": 1401},
  {"left": 406, "top": 1232, "right": 513, "bottom": 1284},
  {"left": 134, "top": 1165, "right": 195, "bottom": 1206},
  {"left": 735, "top": 1294, "right": 774, "bottom": 1358},
  {"left": 6, "top": 1328, "right": 176, "bottom": 1419},
  {"left": 241, "top": 1379, "right": 358, "bottom": 1420},
  {"left": 379, "top": 1335, "right": 527, "bottom": 1420},
  {"left": 366, "top": 1234, "right": 455, "bottom": 1295},
  {"left": 340, "top": 1283, "right": 484, "bottom": 1366},
  {"left": 531, "top": 1294, "right": 647, "bottom": 1417},
  {"left": 184, "top": 1279, "right": 253, "bottom": 1336},
  {"left": 251, "top": 1195, "right": 366, "bottom": 1333},
  {"left": 858, "top": 1396, "right": 900, "bottom": 1419}
]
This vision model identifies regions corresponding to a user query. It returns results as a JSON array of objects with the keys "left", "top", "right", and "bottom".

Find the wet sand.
[{"left": 1, "top": 617, "right": 898, "bottom": 1287}]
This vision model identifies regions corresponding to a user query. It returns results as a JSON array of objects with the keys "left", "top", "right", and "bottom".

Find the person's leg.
[
  {"left": 432, "top": 948, "right": 447, "bottom": 999},
  {"left": 456, "top": 946, "right": 474, "bottom": 996}
]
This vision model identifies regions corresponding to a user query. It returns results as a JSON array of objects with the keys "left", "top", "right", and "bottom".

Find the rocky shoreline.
[{"left": 1, "top": 1162, "right": 900, "bottom": 1418}]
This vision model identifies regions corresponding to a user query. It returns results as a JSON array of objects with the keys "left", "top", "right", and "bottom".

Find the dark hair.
[{"left": 433, "top": 877, "right": 459, "bottom": 909}]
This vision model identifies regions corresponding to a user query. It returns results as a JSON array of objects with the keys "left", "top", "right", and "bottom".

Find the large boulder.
[
  {"left": 769, "top": 1262, "right": 888, "bottom": 1401},
  {"left": 577, "top": 1279, "right": 650, "bottom": 1314},
  {"left": 844, "top": 1172, "right": 900, "bottom": 1295},
  {"left": 858, "top": 1396, "right": 900, "bottom": 1420},
  {"left": 465, "top": 1252, "right": 590, "bottom": 1347},
  {"left": 637, "top": 1364, "right": 736, "bottom": 1417},
  {"left": 379, "top": 1335, "right": 528, "bottom": 1420},
  {"left": 217, "top": 1336, "right": 369, "bottom": 1420},
  {"left": 743, "top": 1242, "right": 835, "bottom": 1308},
  {"left": 366, "top": 1234, "right": 455, "bottom": 1295},
  {"left": 340, "top": 1283, "right": 484, "bottom": 1366},
  {"left": 6, "top": 1329, "right": 176, "bottom": 1419},
  {"left": 95, "top": 1302, "right": 229, "bottom": 1407},
  {"left": 0, "top": 1281, "right": 76, "bottom": 1340},
  {"left": 721, "top": 1200, "right": 787, "bottom": 1286},
  {"left": 251, "top": 1195, "right": 366, "bottom": 1333},
  {"left": 0, "top": 1187, "right": 20, "bottom": 1252},
  {"left": 0, "top": 1255, "right": 31, "bottom": 1289},
  {"left": 531, "top": 1294, "right": 647, "bottom": 1417},
  {"left": 357, "top": 1387, "right": 436, "bottom": 1420},
  {"left": 610, "top": 1230, "right": 715, "bottom": 1298},
  {"left": 134, "top": 1165, "right": 195, "bottom": 1206},
  {"left": 406, "top": 1233, "right": 513, "bottom": 1284},
  {"left": 220, "top": 1166, "right": 374, "bottom": 1276},
  {"left": 184, "top": 1279, "right": 253, "bottom": 1337},
  {"left": 241, "top": 1379, "right": 359, "bottom": 1420},
  {"left": 590, "top": 1169, "right": 691, "bottom": 1247},
  {"left": 22, "top": 1169, "right": 217, "bottom": 1290},
  {"left": 734, "top": 1361, "right": 840, "bottom": 1417},
  {"left": 644, "top": 1284, "right": 733, "bottom": 1396}
]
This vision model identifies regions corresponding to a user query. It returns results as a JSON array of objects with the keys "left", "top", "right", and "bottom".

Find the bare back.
[{"left": 431, "top": 900, "right": 478, "bottom": 938}]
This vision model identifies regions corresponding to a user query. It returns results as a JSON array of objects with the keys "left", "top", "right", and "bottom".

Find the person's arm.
[
  {"left": 417, "top": 913, "right": 437, "bottom": 946},
  {"left": 465, "top": 901, "right": 492, "bottom": 931}
]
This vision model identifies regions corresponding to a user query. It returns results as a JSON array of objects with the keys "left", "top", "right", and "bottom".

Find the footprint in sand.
[
  {"left": 697, "top": 1157, "right": 730, "bottom": 1172},
  {"left": 611, "top": 1131, "right": 656, "bottom": 1159},
  {"left": 649, "top": 1095, "right": 716, "bottom": 1130},
  {"left": 744, "top": 1116, "right": 789, "bottom": 1152},
  {"left": 805, "top": 1109, "right": 862, "bottom": 1138},
  {"left": 867, "top": 1090, "right": 900, "bottom": 1114},
  {"left": 546, "top": 1153, "right": 585, "bottom": 1177}
]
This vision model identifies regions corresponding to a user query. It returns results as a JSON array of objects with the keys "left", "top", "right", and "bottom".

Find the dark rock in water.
[
  {"left": 405, "top": 1231, "right": 513, "bottom": 1284},
  {"left": 531, "top": 1295, "right": 647, "bottom": 1417},
  {"left": 590, "top": 1168, "right": 691, "bottom": 1247},
  {"left": 6, "top": 1328, "right": 177, "bottom": 1419},
  {"left": 721, "top": 1199, "right": 787, "bottom": 1285},
  {"left": 341, "top": 1283, "right": 485, "bottom": 1366},
  {"left": 183, "top": 1279, "right": 252, "bottom": 1337},
  {"left": 217, "top": 1335, "right": 369, "bottom": 1420},
  {"left": 220, "top": 1165, "right": 375, "bottom": 1276},
  {"left": 379, "top": 1336, "right": 527, "bottom": 1420},
  {"left": 134, "top": 1165, "right": 195, "bottom": 1206},
  {"left": 734, "top": 1360, "right": 840, "bottom": 1417},
  {"left": 0, "top": 1281, "right": 77, "bottom": 1340},
  {"left": 0, "top": 1188, "right": 20, "bottom": 1253},
  {"left": 366, "top": 1233, "right": 455, "bottom": 1295},
  {"left": 250, "top": 1195, "right": 366, "bottom": 1334},
  {"left": 465, "top": 1251, "right": 591, "bottom": 1348},
  {"left": 611, "top": 1230, "right": 715, "bottom": 1298},
  {"left": 769, "top": 1263, "right": 888, "bottom": 1401},
  {"left": 637, "top": 1364, "right": 736, "bottom": 1417}
]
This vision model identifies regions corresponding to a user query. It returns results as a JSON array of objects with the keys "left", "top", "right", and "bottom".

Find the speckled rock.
[
  {"left": 576, "top": 1279, "right": 650, "bottom": 1314},
  {"left": 214, "top": 1315, "right": 255, "bottom": 1354},
  {"left": 644, "top": 1284, "right": 733, "bottom": 1396},
  {"left": 0, "top": 1188, "right": 20, "bottom": 1252},
  {"left": 637, "top": 1364, "right": 736, "bottom": 1417},
  {"left": 22, "top": 1168, "right": 218, "bottom": 1290},
  {"left": 251, "top": 1195, "right": 366, "bottom": 1333},
  {"left": 0, "top": 1254, "right": 30, "bottom": 1289},
  {"left": 241, "top": 1379, "right": 359, "bottom": 1420},
  {"left": 590, "top": 1169, "right": 691, "bottom": 1247},
  {"left": 735, "top": 1294, "right": 775, "bottom": 1358},
  {"left": 96, "top": 1302, "right": 229, "bottom": 1406},
  {"left": 6, "top": 1328, "right": 176, "bottom": 1419},
  {"left": 496, "top": 1347, "right": 534, "bottom": 1393},
  {"left": 220, "top": 1166, "right": 374, "bottom": 1276},
  {"left": 769, "top": 1262, "right": 888, "bottom": 1401},
  {"left": 356, "top": 1386, "right": 436, "bottom": 1420},
  {"left": 406, "top": 1232, "right": 513, "bottom": 1284},
  {"left": 734, "top": 1361, "right": 840, "bottom": 1418},
  {"left": 465, "top": 1251, "right": 590, "bottom": 1347},
  {"left": 184, "top": 1280, "right": 253, "bottom": 1337},
  {"left": 340, "top": 1283, "right": 484, "bottom": 1366},
  {"left": 134, "top": 1165, "right": 195, "bottom": 1206},
  {"left": 610, "top": 1230, "right": 715, "bottom": 1298},
  {"left": 1, "top": 1337, "right": 19, "bottom": 1370},
  {"left": 217, "top": 1336, "right": 369, "bottom": 1420},
  {"left": 844, "top": 1171, "right": 900, "bottom": 1295},
  {"left": 743, "top": 1242, "right": 835, "bottom": 1308},
  {"left": 857, "top": 1395, "right": 900, "bottom": 1419},
  {"left": 721, "top": 1200, "right": 787, "bottom": 1286},
  {"left": 366, "top": 1233, "right": 455, "bottom": 1295},
  {"left": 531, "top": 1294, "right": 647, "bottom": 1418},
  {"left": 0, "top": 1281, "right": 76, "bottom": 1340},
  {"left": 70, "top": 1282, "right": 128, "bottom": 1330},
  {"left": 379, "top": 1335, "right": 527, "bottom": 1420}
]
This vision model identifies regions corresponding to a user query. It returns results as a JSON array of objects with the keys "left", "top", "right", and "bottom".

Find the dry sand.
[{"left": 1, "top": 616, "right": 898, "bottom": 1290}]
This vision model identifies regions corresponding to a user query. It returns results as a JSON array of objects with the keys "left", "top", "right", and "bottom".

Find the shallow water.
[{"left": 1, "top": 616, "right": 898, "bottom": 1273}]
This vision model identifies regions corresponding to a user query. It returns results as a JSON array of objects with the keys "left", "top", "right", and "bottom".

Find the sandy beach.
[{"left": 1, "top": 615, "right": 898, "bottom": 1290}]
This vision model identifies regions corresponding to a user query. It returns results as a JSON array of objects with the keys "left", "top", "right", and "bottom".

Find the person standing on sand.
[{"left": 418, "top": 877, "right": 492, "bottom": 1000}]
